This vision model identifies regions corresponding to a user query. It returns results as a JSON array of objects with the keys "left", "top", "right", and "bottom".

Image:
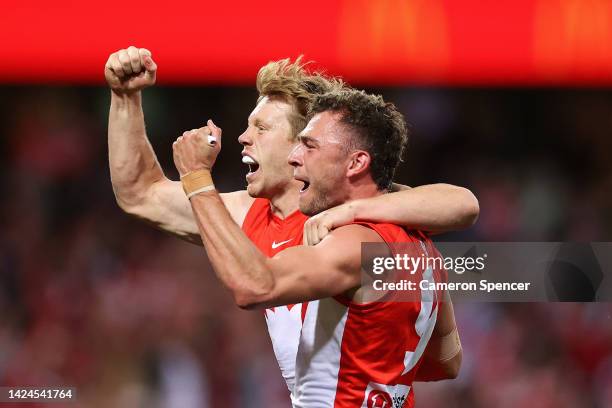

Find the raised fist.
[
  {"left": 105, "top": 46, "right": 157, "bottom": 94},
  {"left": 173, "top": 120, "right": 223, "bottom": 177}
]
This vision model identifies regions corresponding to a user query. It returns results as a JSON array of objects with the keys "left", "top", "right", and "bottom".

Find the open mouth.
[
  {"left": 300, "top": 181, "right": 310, "bottom": 193},
  {"left": 242, "top": 155, "right": 260, "bottom": 174}
]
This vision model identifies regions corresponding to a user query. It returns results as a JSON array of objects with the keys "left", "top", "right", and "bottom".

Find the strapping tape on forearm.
[
  {"left": 181, "top": 169, "right": 215, "bottom": 199},
  {"left": 438, "top": 327, "right": 462, "bottom": 361}
]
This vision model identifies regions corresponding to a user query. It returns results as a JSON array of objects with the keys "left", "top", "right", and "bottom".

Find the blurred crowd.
[{"left": 0, "top": 86, "right": 610, "bottom": 407}]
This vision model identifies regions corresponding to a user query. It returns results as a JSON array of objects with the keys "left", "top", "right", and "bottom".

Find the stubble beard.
[{"left": 299, "top": 183, "right": 339, "bottom": 216}]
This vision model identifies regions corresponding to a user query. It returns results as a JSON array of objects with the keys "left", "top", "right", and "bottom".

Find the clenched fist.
[
  {"left": 173, "top": 120, "right": 223, "bottom": 177},
  {"left": 105, "top": 46, "right": 157, "bottom": 94},
  {"left": 303, "top": 202, "right": 357, "bottom": 246}
]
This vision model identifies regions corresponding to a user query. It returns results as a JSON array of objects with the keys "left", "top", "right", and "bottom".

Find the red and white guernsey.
[
  {"left": 292, "top": 222, "right": 442, "bottom": 408},
  {"left": 242, "top": 198, "right": 308, "bottom": 392},
  {"left": 242, "top": 199, "right": 442, "bottom": 407}
]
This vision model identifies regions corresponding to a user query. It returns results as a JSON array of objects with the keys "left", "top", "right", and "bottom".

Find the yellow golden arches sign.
[
  {"left": 533, "top": 0, "right": 612, "bottom": 81},
  {"left": 336, "top": 0, "right": 450, "bottom": 82}
]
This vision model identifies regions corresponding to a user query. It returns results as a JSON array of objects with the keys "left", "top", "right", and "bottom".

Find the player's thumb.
[
  {"left": 144, "top": 54, "right": 157, "bottom": 70},
  {"left": 207, "top": 119, "right": 223, "bottom": 139},
  {"left": 143, "top": 56, "right": 157, "bottom": 76}
]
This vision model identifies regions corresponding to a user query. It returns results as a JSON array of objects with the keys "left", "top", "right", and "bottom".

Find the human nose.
[
  {"left": 238, "top": 128, "right": 252, "bottom": 146},
  {"left": 288, "top": 144, "right": 303, "bottom": 167}
]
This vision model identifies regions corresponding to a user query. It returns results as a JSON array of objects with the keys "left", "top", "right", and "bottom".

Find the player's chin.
[
  {"left": 299, "top": 196, "right": 317, "bottom": 216},
  {"left": 246, "top": 182, "right": 257, "bottom": 197},
  {"left": 246, "top": 180, "right": 264, "bottom": 198}
]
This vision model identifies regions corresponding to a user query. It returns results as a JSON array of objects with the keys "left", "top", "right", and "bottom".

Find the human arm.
[
  {"left": 303, "top": 183, "right": 479, "bottom": 245},
  {"left": 172, "top": 121, "right": 380, "bottom": 308},
  {"left": 415, "top": 290, "right": 462, "bottom": 381},
  {"left": 106, "top": 46, "right": 252, "bottom": 244},
  {"left": 192, "top": 194, "right": 377, "bottom": 308}
]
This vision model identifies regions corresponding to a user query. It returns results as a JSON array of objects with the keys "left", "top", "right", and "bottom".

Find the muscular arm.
[
  {"left": 188, "top": 191, "right": 379, "bottom": 309},
  {"left": 304, "top": 183, "right": 479, "bottom": 245},
  {"left": 355, "top": 183, "right": 479, "bottom": 233},
  {"left": 106, "top": 47, "right": 252, "bottom": 244}
]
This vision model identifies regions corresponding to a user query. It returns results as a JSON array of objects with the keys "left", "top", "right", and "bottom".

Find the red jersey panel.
[
  {"left": 292, "top": 222, "right": 443, "bottom": 408},
  {"left": 241, "top": 198, "right": 308, "bottom": 392}
]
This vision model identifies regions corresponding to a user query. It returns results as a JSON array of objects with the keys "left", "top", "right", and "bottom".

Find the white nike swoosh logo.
[{"left": 272, "top": 238, "right": 293, "bottom": 249}]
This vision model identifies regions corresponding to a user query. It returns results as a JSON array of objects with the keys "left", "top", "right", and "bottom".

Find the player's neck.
[
  {"left": 268, "top": 181, "right": 301, "bottom": 219},
  {"left": 346, "top": 175, "right": 384, "bottom": 202}
]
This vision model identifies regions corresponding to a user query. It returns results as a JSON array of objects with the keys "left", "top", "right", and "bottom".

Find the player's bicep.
[
  {"left": 264, "top": 249, "right": 354, "bottom": 306},
  {"left": 138, "top": 178, "right": 202, "bottom": 244},
  {"left": 134, "top": 181, "right": 252, "bottom": 245},
  {"left": 259, "top": 225, "right": 381, "bottom": 307}
]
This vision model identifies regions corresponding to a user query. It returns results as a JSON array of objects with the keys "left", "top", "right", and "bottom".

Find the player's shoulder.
[
  {"left": 220, "top": 190, "right": 256, "bottom": 208},
  {"left": 355, "top": 221, "right": 425, "bottom": 244},
  {"left": 329, "top": 223, "right": 385, "bottom": 243},
  {"left": 219, "top": 190, "right": 256, "bottom": 226}
]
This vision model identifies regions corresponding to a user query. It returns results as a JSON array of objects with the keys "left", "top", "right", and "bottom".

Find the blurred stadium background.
[{"left": 1, "top": 1, "right": 611, "bottom": 407}]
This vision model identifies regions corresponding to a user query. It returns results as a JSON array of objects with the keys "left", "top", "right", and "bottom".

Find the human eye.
[{"left": 302, "top": 138, "right": 316, "bottom": 149}]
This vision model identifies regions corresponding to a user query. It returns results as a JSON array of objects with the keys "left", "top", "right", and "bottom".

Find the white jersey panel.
[
  {"left": 265, "top": 304, "right": 304, "bottom": 392},
  {"left": 291, "top": 298, "right": 348, "bottom": 408}
]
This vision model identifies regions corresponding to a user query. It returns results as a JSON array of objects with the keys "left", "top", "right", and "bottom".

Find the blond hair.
[{"left": 256, "top": 56, "right": 345, "bottom": 139}]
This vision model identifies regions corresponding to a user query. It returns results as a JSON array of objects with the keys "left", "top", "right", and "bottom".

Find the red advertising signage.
[{"left": 1, "top": 0, "right": 611, "bottom": 85}]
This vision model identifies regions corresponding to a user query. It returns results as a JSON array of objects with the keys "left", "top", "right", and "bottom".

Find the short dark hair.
[{"left": 309, "top": 89, "right": 409, "bottom": 190}]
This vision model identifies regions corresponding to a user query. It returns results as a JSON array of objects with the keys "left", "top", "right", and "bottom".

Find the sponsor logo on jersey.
[
  {"left": 272, "top": 238, "right": 293, "bottom": 249},
  {"left": 363, "top": 382, "right": 410, "bottom": 408}
]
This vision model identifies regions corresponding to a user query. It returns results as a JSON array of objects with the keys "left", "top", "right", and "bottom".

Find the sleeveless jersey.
[
  {"left": 242, "top": 199, "right": 443, "bottom": 407},
  {"left": 291, "top": 222, "right": 443, "bottom": 408},
  {"left": 241, "top": 198, "right": 308, "bottom": 392}
]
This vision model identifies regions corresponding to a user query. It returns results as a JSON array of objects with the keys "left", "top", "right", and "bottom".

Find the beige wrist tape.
[
  {"left": 181, "top": 169, "right": 215, "bottom": 199},
  {"left": 438, "top": 327, "right": 462, "bottom": 361}
]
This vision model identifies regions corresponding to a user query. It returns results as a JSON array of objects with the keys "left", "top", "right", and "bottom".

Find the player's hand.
[
  {"left": 105, "top": 46, "right": 157, "bottom": 94},
  {"left": 172, "top": 120, "right": 222, "bottom": 177},
  {"left": 303, "top": 202, "right": 357, "bottom": 246}
]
